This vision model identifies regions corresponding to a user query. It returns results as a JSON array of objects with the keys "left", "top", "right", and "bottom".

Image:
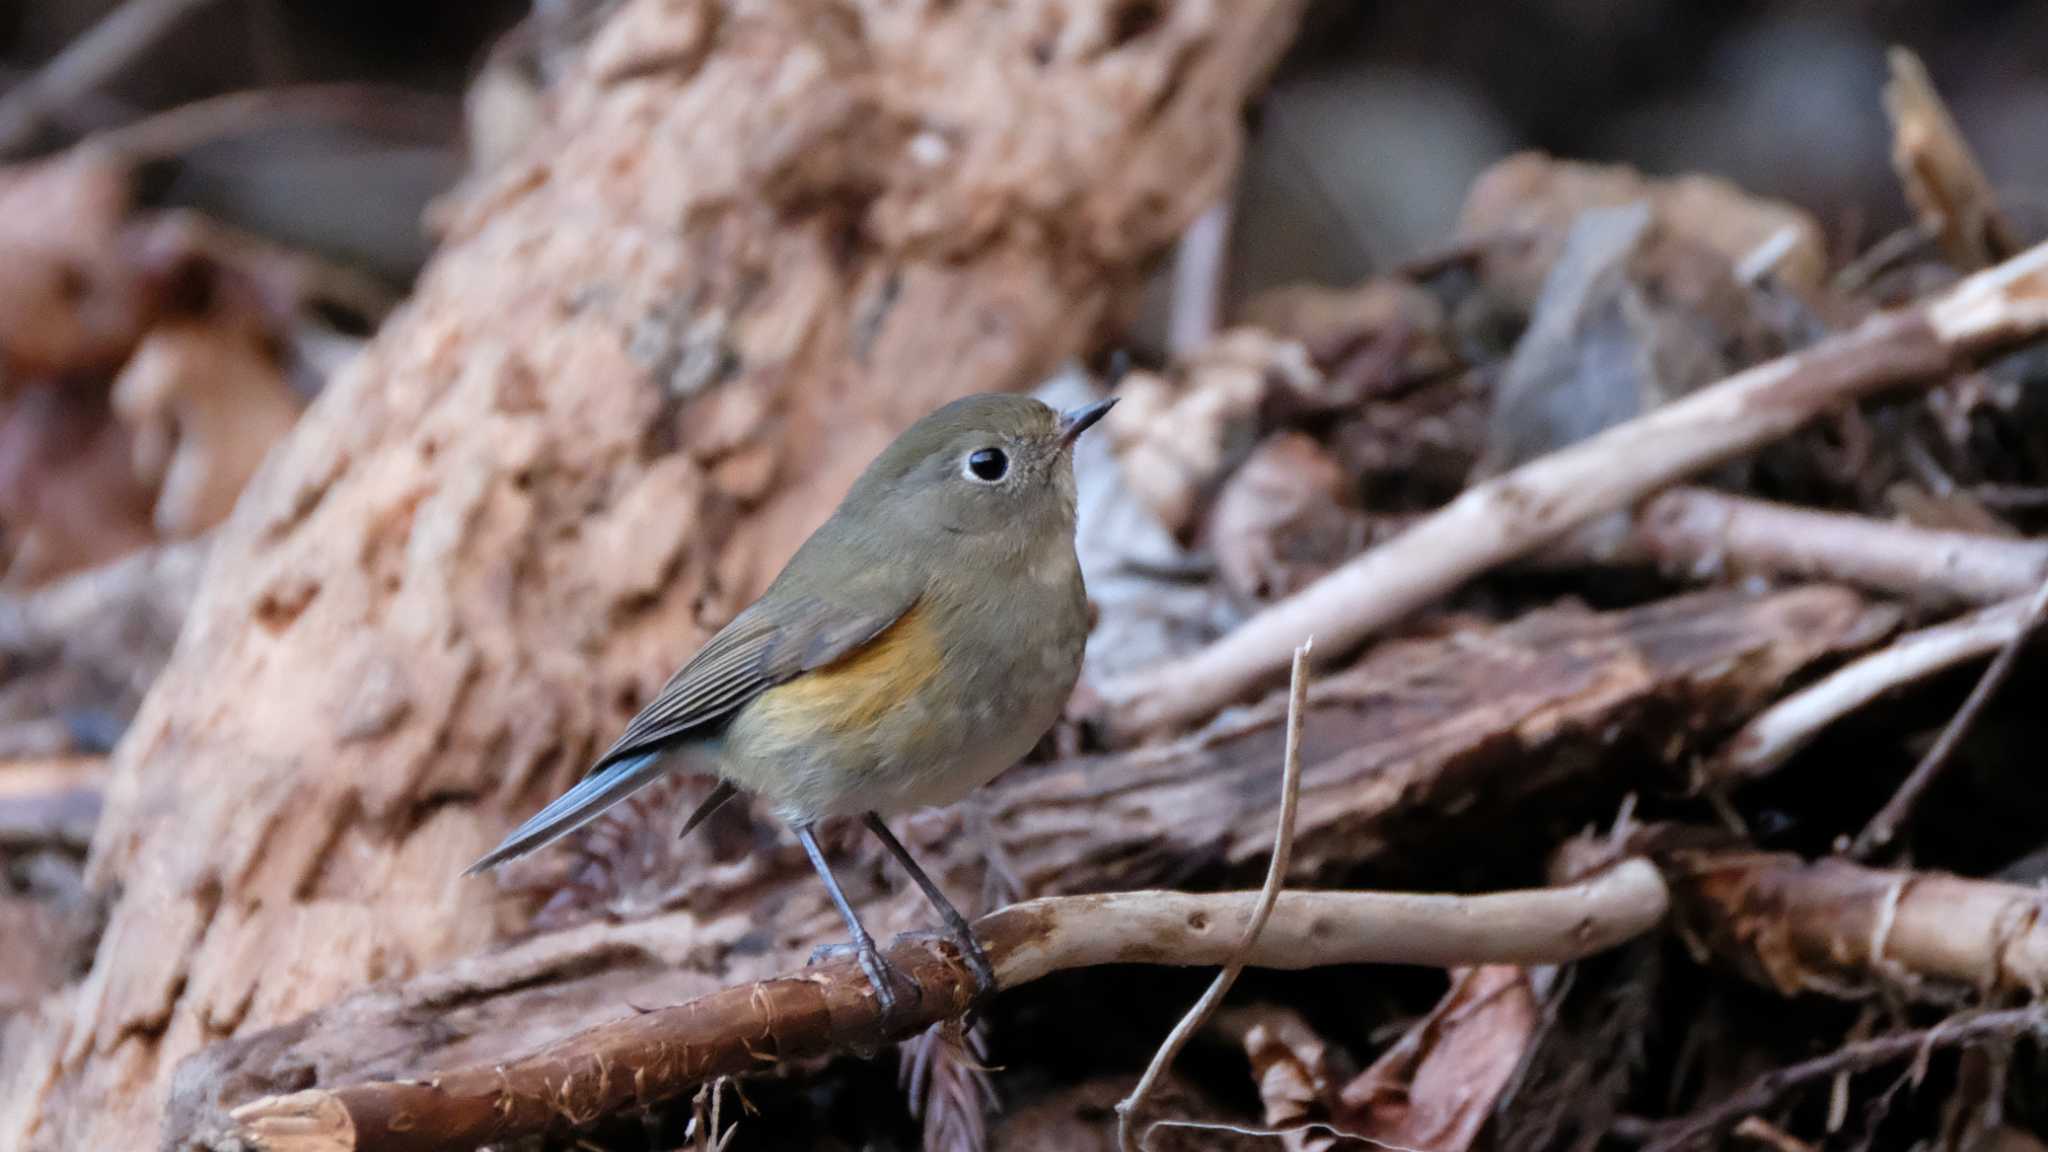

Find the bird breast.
[{"left": 721, "top": 544, "right": 1086, "bottom": 821}]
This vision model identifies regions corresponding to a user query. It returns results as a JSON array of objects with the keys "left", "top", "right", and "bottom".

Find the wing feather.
[{"left": 591, "top": 588, "right": 917, "bottom": 770}]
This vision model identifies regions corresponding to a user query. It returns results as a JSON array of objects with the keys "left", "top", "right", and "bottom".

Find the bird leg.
[
  {"left": 863, "top": 812, "right": 998, "bottom": 998},
  {"left": 795, "top": 822, "right": 909, "bottom": 1027}
]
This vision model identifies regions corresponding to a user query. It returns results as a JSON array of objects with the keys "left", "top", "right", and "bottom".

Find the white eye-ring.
[{"left": 963, "top": 446, "right": 1009, "bottom": 482}]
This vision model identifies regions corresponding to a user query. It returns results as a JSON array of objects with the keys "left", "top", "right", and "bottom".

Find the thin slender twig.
[
  {"left": 1851, "top": 574, "right": 2048, "bottom": 857},
  {"left": 1641, "top": 1006, "right": 2048, "bottom": 1152},
  {"left": 0, "top": 0, "right": 225, "bottom": 155},
  {"left": 1634, "top": 487, "right": 2048, "bottom": 608},
  {"left": 1715, "top": 597, "right": 2030, "bottom": 783},
  {"left": 1834, "top": 220, "right": 1940, "bottom": 294},
  {"left": 1117, "top": 638, "right": 1312, "bottom": 1151}
]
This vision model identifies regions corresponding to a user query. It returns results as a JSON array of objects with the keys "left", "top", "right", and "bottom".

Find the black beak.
[{"left": 1057, "top": 396, "right": 1118, "bottom": 448}]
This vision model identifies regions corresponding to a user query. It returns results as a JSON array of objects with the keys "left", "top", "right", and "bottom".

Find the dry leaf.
[
  {"left": 0, "top": 385, "right": 157, "bottom": 586},
  {"left": 1479, "top": 200, "right": 1777, "bottom": 474},
  {"left": 1340, "top": 966, "right": 1539, "bottom": 1152},
  {"left": 0, "top": 153, "right": 148, "bottom": 377},
  {"left": 1241, "top": 278, "right": 1453, "bottom": 405},
  {"left": 1243, "top": 1007, "right": 1343, "bottom": 1152}
]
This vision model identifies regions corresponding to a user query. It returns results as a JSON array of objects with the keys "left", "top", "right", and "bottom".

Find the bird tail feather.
[{"left": 463, "top": 751, "right": 667, "bottom": 875}]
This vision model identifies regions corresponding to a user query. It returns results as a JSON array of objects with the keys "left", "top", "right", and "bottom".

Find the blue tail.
[{"left": 464, "top": 751, "right": 666, "bottom": 875}]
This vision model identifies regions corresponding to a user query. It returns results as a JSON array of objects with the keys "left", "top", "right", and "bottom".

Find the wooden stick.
[
  {"left": 0, "top": 0, "right": 224, "bottom": 154},
  {"left": 1636, "top": 488, "right": 2048, "bottom": 607},
  {"left": 1101, "top": 241, "right": 2048, "bottom": 738},
  {"left": 1665, "top": 848, "right": 2048, "bottom": 998},
  {"left": 1715, "top": 597, "right": 2032, "bottom": 782},
  {"left": 1166, "top": 198, "right": 1235, "bottom": 358},
  {"left": 1851, "top": 574, "right": 2048, "bottom": 857},
  {"left": 225, "top": 862, "right": 1669, "bottom": 1152},
  {"left": 0, "top": 756, "right": 106, "bottom": 851}
]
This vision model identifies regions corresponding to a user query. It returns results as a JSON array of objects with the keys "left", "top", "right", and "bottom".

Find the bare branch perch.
[
  {"left": 224, "top": 862, "right": 1669, "bottom": 1152},
  {"left": 1102, "top": 240, "right": 2048, "bottom": 737}
]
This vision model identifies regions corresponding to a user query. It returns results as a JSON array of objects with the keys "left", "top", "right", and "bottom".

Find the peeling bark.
[
  {"left": 0, "top": 3, "right": 1305, "bottom": 1148},
  {"left": 1663, "top": 846, "right": 2048, "bottom": 1000}
]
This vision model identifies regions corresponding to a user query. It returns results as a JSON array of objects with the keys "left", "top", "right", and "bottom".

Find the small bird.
[{"left": 466, "top": 392, "right": 1115, "bottom": 1016}]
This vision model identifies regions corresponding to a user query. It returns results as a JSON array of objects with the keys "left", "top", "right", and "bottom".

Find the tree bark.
[{"left": 0, "top": 2, "right": 1304, "bottom": 1147}]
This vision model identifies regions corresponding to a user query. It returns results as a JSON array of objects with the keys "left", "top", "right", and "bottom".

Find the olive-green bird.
[{"left": 466, "top": 392, "right": 1115, "bottom": 1014}]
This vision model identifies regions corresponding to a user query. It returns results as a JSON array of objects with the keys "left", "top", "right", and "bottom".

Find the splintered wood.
[{"left": 1884, "top": 47, "right": 2019, "bottom": 270}]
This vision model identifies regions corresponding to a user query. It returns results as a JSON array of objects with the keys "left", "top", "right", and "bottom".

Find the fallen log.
[{"left": 995, "top": 586, "right": 1890, "bottom": 893}]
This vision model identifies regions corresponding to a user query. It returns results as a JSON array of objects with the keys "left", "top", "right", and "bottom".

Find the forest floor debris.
[{"left": 3, "top": 5, "right": 2048, "bottom": 1151}]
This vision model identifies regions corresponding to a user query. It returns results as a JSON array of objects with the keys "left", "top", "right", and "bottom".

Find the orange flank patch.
[{"left": 750, "top": 603, "right": 943, "bottom": 733}]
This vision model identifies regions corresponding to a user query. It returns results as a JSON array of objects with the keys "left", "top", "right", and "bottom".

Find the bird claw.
[
  {"left": 809, "top": 940, "right": 917, "bottom": 1033},
  {"left": 808, "top": 940, "right": 858, "bottom": 966}
]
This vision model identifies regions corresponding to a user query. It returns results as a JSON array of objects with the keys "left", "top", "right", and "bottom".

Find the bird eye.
[{"left": 964, "top": 447, "right": 1008, "bottom": 482}]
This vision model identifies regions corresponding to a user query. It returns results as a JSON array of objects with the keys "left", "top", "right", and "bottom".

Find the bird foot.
[{"left": 809, "top": 940, "right": 919, "bottom": 1033}]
